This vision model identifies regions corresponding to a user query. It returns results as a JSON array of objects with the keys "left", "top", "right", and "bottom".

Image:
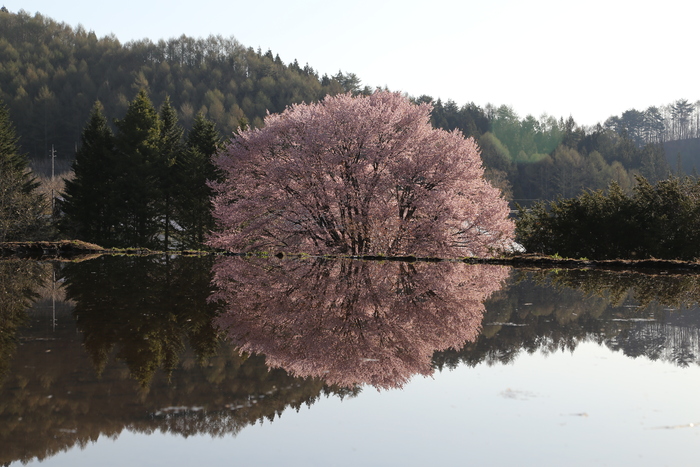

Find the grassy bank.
[{"left": 3, "top": 242, "right": 700, "bottom": 274}]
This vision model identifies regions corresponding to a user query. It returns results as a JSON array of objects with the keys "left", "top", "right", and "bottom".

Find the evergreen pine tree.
[
  {"left": 0, "top": 100, "right": 48, "bottom": 242},
  {"left": 174, "top": 112, "right": 221, "bottom": 248},
  {"left": 157, "top": 97, "right": 184, "bottom": 249},
  {"left": 113, "top": 90, "right": 162, "bottom": 248},
  {"left": 62, "top": 101, "right": 117, "bottom": 245}
]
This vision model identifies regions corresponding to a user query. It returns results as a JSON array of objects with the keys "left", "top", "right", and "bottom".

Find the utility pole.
[
  {"left": 52, "top": 268, "right": 56, "bottom": 331},
  {"left": 50, "top": 145, "right": 56, "bottom": 216}
]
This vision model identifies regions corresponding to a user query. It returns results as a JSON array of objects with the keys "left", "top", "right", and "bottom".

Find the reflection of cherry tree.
[{"left": 213, "top": 257, "right": 509, "bottom": 389}]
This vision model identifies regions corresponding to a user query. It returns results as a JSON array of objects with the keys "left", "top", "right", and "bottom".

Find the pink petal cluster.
[
  {"left": 209, "top": 91, "right": 513, "bottom": 257},
  {"left": 212, "top": 257, "right": 511, "bottom": 390}
]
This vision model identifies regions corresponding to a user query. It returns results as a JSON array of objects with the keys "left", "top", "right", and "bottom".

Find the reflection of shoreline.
[
  {"left": 607, "top": 318, "right": 700, "bottom": 366},
  {"left": 0, "top": 260, "right": 52, "bottom": 382},
  {"left": 0, "top": 256, "right": 354, "bottom": 465},
  {"left": 5, "top": 258, "right": 700, "bottom": 465},
  {"left": 213, "top": 257, "right": 510, "bottom": 389},
  {"left": 0, "top": 319, "right": 334, "bottom": 466},
  {"left": 435, "top": 269, "right": 700, "bottom": 370}
]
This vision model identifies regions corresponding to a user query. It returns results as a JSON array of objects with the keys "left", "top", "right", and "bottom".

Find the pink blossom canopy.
[{"left": 209, "top": 91, "right": 514, "bottom": 257}]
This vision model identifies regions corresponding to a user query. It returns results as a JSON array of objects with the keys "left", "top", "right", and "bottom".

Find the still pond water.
[{"left": 1, "top": 255, "right": 700, "bottom": 466}]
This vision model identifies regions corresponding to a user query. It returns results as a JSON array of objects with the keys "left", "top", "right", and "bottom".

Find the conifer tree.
[
  {"left": 62, "top": 101, "right": 116, "bottom": 245},
  {"left": 157, "top": 97, "right": 184, "bottom": 249},
  {"left": 113, "top": 90, "right": 162, "bottom": 248},
  {"left": 0, "top": 100, "right": 47, "bottom": 242},
  {"left": 174, "top": 112, "right": 221, "bottom": 248}
]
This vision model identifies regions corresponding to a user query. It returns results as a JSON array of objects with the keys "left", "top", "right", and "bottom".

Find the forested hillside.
[
  {"left": 0, "top": 8, "right": 363, "bottom": 169},
  {"left": 2, "top": 8, "right": 699, "bottom": 206},
  {"left": 429, "top": 100, "right": 670, "bottom": 203}
]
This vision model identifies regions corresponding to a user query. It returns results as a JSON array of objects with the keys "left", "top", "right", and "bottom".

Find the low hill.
[{"left": 0, "top": 9, "right": 363, "bottom": 171}]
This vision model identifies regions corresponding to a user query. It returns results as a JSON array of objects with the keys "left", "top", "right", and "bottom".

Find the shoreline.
[{"left": 2, "top": 241, "right": 700, "bottom": 274}]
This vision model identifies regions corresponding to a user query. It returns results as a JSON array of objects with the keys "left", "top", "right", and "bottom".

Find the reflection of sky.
[{"left": 24, "top": 342, "right": 700, "bottom": 467}]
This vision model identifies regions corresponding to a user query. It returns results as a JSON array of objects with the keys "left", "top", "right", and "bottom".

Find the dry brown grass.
[{"left": 34, "top": 170, "right": 74, "bottom": 212}]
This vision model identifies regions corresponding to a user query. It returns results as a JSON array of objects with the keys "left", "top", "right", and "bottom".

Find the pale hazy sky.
[{"left": 5, "top": 0, "right": 697, "bottom": 126}]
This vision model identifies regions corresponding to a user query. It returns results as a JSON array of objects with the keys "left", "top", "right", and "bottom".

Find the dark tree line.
[
  {"left": 516, "top": 176, "right": 700, "bottom": 260},
  {"left": 61, "top": 91, "right": 221, "bottom": 249}
]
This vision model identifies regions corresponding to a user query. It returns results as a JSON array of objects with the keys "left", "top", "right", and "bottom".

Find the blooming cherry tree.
[{"left": 209, "top": 91, "right": 513, "bottom": 257}]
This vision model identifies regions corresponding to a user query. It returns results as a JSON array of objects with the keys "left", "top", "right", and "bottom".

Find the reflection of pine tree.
[
  {"left": 63, "top": 255, "right": 220, "bottom": 386},
  {"left": 609, "top": 324, "right": 667, "bottom": 360},
  {"left": 671, "top": 340, "right": 696, "bottom": 367},
  {"left": 0, "top": 260, "right": 49, "bottom": 381},
  {"left": 546, "top": 268, "right": 700, "bottom": 309}
]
